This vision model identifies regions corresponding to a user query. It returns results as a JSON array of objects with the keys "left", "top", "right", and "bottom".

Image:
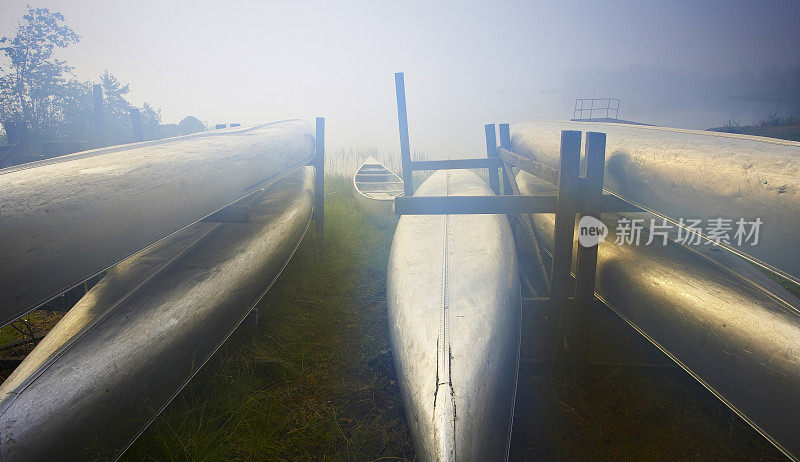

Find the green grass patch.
[{"left": 0, "top": 311, "right": 65, "bottom": 356}]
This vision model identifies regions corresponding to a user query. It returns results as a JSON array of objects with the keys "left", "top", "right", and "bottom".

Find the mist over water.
[{"left": 1, "top": 0, "right": 798, "bottom": 156}]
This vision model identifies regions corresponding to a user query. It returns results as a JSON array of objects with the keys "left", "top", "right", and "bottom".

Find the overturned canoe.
[
  {"left": 516, "top": 169, "right": 800, "bottom": 461},
  {"left": 0, "top": 167, "right": 315, "bottom": 461},
  {"left": 353, "top": 156, "right": 404, "bottom": 219},
  {"left": 510, "top": 120, "right": 800, "bottom": 282},
  {"left": 387, "top": 170, "right": 520, "bottom": 461},
  {"left": 0, "top": 120, "right": 315, "bottom": 327}
]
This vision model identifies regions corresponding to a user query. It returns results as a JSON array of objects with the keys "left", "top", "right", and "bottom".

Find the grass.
[
  {"left": 512, "top": 297, "right": 786, "bottom": 460},
  {"left": 0, "top": 274, "right": 103, "bottom": 380},
  {"left": 0, "top": 311, "right": 65, "bottom": 358},
  {"left": 122, "top": 175, "right": 412, "bottom": 460}
]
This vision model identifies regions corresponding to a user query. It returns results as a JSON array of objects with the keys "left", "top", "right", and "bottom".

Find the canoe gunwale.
[{"left": 0, "top": 119, "right": 310, "bottom": 176}]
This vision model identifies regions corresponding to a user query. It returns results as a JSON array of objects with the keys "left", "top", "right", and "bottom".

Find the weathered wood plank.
[{"left": 498, "top": 146, "right": 559, "bottom": 185}]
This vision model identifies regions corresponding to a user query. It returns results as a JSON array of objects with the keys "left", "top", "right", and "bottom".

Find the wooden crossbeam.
[
  {"left": 497, "top": 147, "right": 559, "bottom": 185},
  {"left": 410, "top": 157, "right": 503, "bottom": 171},
  {"left": 395, "top": 193, "right": 640, "bottom": 215},
  {"left": 395, "top": 194, "right": 557, "bottom": 215},
  {"left": 496, "top": 146, "right": 640, "bottom": 212}
]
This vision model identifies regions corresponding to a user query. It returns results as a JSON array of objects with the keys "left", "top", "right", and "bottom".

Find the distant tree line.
[{"left": 0, "top": 6, "right": 200, "bottom": 166}]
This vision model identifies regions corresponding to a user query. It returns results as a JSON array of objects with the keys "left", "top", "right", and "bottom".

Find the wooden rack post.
[
  {"left": 549, "top": 131, "right": 581, "bottom": 369},
  {"left": 391, "top": 74, "right": 631, "bottom": 386},
  {"left": 570, "top": 132, "right": 606, "bottom": 383},
  {"left": 484, "top": 124, "right": 501, "bottom": 195},
  {"left": 498, "top": 124, "right": 513, "bottom": 194},
  {"left": 395, "top": 72, "right": 414, "bottom": 196},
  {"left": 312, "top": 117, "right": 325, "bottom": 234}
]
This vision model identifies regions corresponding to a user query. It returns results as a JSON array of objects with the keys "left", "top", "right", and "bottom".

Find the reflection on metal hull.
[
  {"left": 387, "top": 170, "right": 520, "bottom": 461},
  {"left": 516, "top": 170, "right": 800, "bottom": 461},
  {"left": 510, "top": 120, "right": 800, "bottom": 281},
  {"left": 0, "top": 167, "right": 315, "bottom": 461},
  {"left": 0, "top": 120, "right": 315, "bottom": 327}
]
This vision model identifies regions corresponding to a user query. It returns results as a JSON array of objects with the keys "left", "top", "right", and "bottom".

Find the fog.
[{"left": 2, "top": 0, "right": 798, "bottom": 157}]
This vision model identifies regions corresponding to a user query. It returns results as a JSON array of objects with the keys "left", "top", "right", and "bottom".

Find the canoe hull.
[
  {"left": 353, "top": 156, "right": 403, "bottom": 221},
  {"left": 387, "top": 170, "right": 520, "bottom": 461},
  {"left": 0, "top": 120, "right": 315, "bottom": 327},
  {"left": 510, "top": 120, "right": 800, "bottom": 281},
  {"left": 516, "top": 170, "right": 800, "bottom": 461},
  {"left": 0, "top": 167, "right": 315, "bottom": 461},
  {"left": 353, "top": 190, "right": 394, "bottom": 220}
]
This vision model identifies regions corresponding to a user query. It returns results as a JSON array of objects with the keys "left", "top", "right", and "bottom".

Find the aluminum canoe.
[
  {"left": 353, "top": 155, "right": 404, "bottom": 219},
  {"left": 0, "top": 167, "right": 314, "bottom": 461},
  {"left": 387, "top": 169, "right": 521, "bottom": 461},
  {"left": 0, "top": 120, "right": 315, "bottom": 327},
  {"left": 516, "top": 169, "right": 800, "bottom": 461},
  {"left": 510, "top": 120, "right": 800, "bottom": 282}
]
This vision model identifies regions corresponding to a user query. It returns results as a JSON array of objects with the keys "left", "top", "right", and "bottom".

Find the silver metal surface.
[
  {"left": 511, "top": 120, "right": 800, "bottom": 282},
  {"left": 0, "top": 167, "right": 315, "bottom": 461},
  {"left": 387, "top": 170, "right": 521, "bottom": 461},
  {"left": 0, "top": 120, "right": 315, "bottom": 327},
  {"left": 353, "top": 155, "right": 404, "bottom": 219},
  {"left": 516, "top": 170, "right": 800, "bottom": 461}
]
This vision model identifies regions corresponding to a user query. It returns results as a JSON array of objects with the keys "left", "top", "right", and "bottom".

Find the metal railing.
[{"left": 573, "top": 98, "right": 620, "bottom": 120}]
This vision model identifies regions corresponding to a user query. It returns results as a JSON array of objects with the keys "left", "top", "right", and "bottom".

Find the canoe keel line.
[{"left": 388, "top": 170, "right": 521, "bottom": 460}]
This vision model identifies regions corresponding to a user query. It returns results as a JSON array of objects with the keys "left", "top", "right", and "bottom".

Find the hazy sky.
[{"left": 1, "top": 0, "right": 799, "bottom": 155}]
